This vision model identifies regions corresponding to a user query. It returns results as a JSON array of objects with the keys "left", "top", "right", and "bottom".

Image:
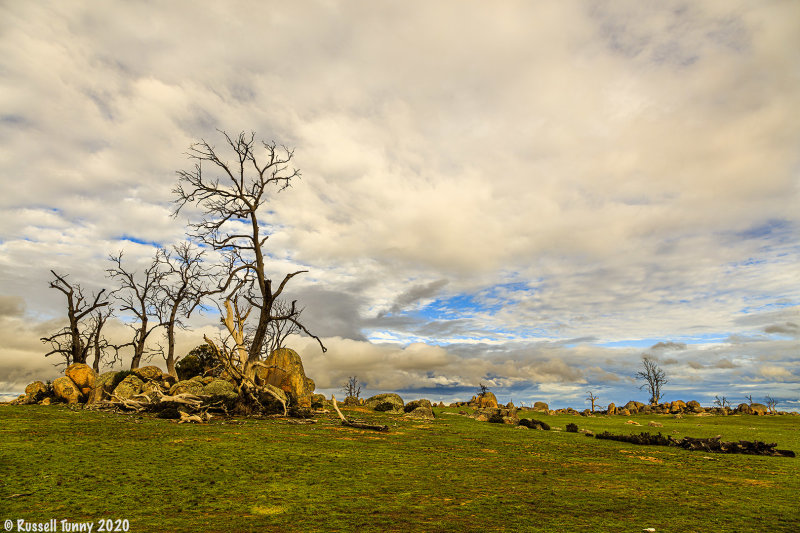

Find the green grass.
[{"left": 1, "top": 405, "right": 798, "bottom": 532}]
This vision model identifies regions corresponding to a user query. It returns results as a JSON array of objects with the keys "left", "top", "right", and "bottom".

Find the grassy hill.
[{"left": 1, "top": 405, "right": 798, "bottom": 532}]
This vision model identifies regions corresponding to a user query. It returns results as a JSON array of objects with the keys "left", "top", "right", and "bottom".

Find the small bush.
[{"left": 566, "top": 423, "right": 578, "bottom": 433}]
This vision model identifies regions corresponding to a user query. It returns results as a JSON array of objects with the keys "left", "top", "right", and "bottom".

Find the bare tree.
[
  {"left": 746, "top": 394, "right": 754, "bottom": 405},
  {"left": 586, "top": 391, "right": 598, "bottom": 412},
  {"left": 765, "top": 395, "right": 777, "bottom": 414},
  {"left": 478, "top": 383, "right": 489, "bottom": 396},
  {"left": 264, "top": 299, "right": 302, "bottom": 356},
  {"left": 41, "top": 271, "right": 110, "bottom": 367},
  {"left": 154, "top": 242, "right": 213, "bottom": 377},
  {"left": 86, "top": 307, "right": 121, "bottom": 373},
  {"left": 173, "top": 130, "right": 326, "bottom": 384},
  {"left": 713, "top": 395, "right": 730, "bottom": 409},
  {"left": 342, "top": 376, "right": 361, "bottom": 400},
  {"left": 107, "top": 251, "right": 166, "bottom": 370},
  {"left": 636, "top": 357, "right": 667, "bottom": 405}
]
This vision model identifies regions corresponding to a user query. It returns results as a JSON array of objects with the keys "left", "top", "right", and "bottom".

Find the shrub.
[
  {"left": 176, "top": 344, "right": 218, "bottom": 380},
  {"left": 566, "top": 423, "right": 578, "bottom": 433}
]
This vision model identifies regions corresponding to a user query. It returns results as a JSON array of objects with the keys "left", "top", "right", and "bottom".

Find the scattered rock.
[
  {"left": 365, "top": 393, "right": 404, "bottom": 413},
  {"left": 404, "top": 399, "right": 433, "bottom": 412},
  {"left": 470, "top": 391, "right": 499, "bottom": 409},
  {"left": 624, "top": 401, "right": 645, "bottom": 414},
  {"left": 648, "top": 421, "right": 664, "bottom": 427},
  {"left": 749, "top": 403, "right": 768, "bottom": 416},
  {"left": 533, "top": 401, "right": 549, "bottom": 413},
  {"left": 311, "top": 394, "right": 328, "bottom": 409},
  {"left": 670, "top": 400, "right": 686, "bottom": 414},
  {"left": 607, "top": 402, "right": 617, "bottom": 415},
  {"left": 626, "top": 420, "right": 641, "bottom": 426},
  {"left": 405, "top": 406, "right": 435, "bottom": 419},
  {"left": 52, "top": 376, "right": 81, "bottom": 404}
]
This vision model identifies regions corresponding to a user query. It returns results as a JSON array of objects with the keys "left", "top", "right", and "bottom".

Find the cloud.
[
  {"left": 758, "top": 365, "right": 795, "bottom": 381},
  {"left": 651, "top": 341, "right": 687, "bottom": 351},
  {"left": 1, "top": 2, "right": 799, "bottom": 409}
]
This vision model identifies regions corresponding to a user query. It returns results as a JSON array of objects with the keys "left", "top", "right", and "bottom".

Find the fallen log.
[{"left": 331, "top": 395, "right": 389, "bottom": 432}]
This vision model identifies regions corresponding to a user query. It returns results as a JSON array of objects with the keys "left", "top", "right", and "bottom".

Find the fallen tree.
[{"left": 595, "top": 431, "right": 795, "bottom": 457}]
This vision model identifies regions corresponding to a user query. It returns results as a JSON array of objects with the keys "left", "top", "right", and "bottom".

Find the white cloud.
[{"left": 0, "top": 1, "right": 798, "bottom": 408}]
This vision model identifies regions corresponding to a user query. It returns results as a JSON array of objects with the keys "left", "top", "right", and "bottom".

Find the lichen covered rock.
[
  {"left": 256, "top": 347, "right": 314, "bottom": 408},
  {"left": 53, "top": 376, "right": 81, "bottom": 404},
  {"left": 113, "top": 375, "right": 145, "bottom": 400},
  {"left": 169, "top": 379, "right": 204, "bottom": 396},
  {"left": 365, "top": 393, "right": 404, "bottom": 413},
  {"left": 65, "top": 363, "right": 96, "bottom": 397},
  {"left": 87, "top": 371, "right": 120, "bottom": 404},
  {"left": 202, "top": 379, "right": 238, "bottom": 406},
  {"left": 133, "top": 365, "right": 163, "bottom": 382},
  {"left": 24, "top": 381, "right": 48, "bottom": 404}
]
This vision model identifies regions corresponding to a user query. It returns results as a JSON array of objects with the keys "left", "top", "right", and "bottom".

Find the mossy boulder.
[
  {"left": 132, "top": 365, "right": 163, "bottom": 382},
  {"left": 404, "top": 399, "right": 435, "bottom": 419},
  {"left": 670, "top": 400, "right": 687, "bottom": 413},
  {"left": 750, "top": 403, "right": 769, "bottom": 415},
  {"left": 24, "top": 381, "right": 48, "bottom": 404},
  {"left": 65, "top": 363, "right": 96, "bottom": 397},
  {"left": 365, "top": 393, "right": 404, "bottom": 413},
  {"left": 87, "top": 371, "right": 120, "bottom": 404},
  {"left": 53, "top": 376, "right": 81, "bottom": 404},
  {"left": 533, "top": 401, "right": 549, "bottom": 413},
  {"left": 624, "top": 400, "right": 645, "bottom": 413},
  {"left": 113, "top": 375, "right": 145, "bottom": 400},
  {"left": 169, "top": 379, "right": 205, "bottom": 396},
  {"left": 607, "top": 402, "right": 617, "bottom": 415},
  {"left": 470, "top": 392, "right": 498, "bottom": 409},
  {"left": 311, "top": 394, "right": 328, "bottom": 409},
  {"left": 686, "top": 400, "right": 704, "bottom": 413},
  {"left": 202, "top": 379, "right": 239, "bottom": 406}
]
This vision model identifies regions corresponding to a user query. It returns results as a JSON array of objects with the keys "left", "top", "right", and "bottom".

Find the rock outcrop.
[
  {"left": 256, "top": 348, "right": 314, "bottom": 408},
  {"left": 113, "top": 375, "right": 145, "bottom": 400}
]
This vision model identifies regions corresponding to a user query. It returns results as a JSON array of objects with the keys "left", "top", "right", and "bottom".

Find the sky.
[{"left": 1, "top": 1, "right": 798, "bottom": 410}]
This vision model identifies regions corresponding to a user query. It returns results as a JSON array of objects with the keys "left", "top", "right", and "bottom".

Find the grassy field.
[{"left": 1, "top": 405, "right": 798, "bottom": 532}]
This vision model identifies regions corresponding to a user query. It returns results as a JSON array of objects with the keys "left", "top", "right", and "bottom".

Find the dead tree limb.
[{"left": 331, "top": 395, "right": 389, "bottom": 432}]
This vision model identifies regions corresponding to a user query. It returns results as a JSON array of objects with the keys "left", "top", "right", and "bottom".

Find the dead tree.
[
  {"left": 107, "top": 251, "right": 166, "bottom": 370},
  {"left": 342, "top": 376, "right": 361, "bottom": 400},
  {"left": 714, "top": 395, "right": 731, "bottom": 409},
  {"left": 202, "top": 298, "right": 288, "bottom": 414},
  {"left": 586, "top": 391, "right": 598, "bottom": 412},
  {"left": 154, "top": 242, "right": 213, "bottom": 377},
  {"left": 86, "top": 307, "right": 121, "bottom": 373},
  {"left": 173, "top": 130, "right": 326, "bottom": 380},
  {"left": 637, "top": 357, "right": 667, "bottom": 405},
  {"left": 765, "top": 395, "right": 777, "bottom": 414},
  {"left": 264, "top": 299, "right": 302, "bottom": 355},
  {"left": 41, "top": 271, "right": 110, "bottom": 367}
]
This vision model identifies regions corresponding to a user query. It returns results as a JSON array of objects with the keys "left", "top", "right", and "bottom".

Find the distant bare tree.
[
  {"left": 586, "top": 391, "right": 598, "bottom": 412},
  {"left": 636, "top": 357, "right": 667, "bottom": 405},
  {"left": 41, "top": 270, "right": 110, "bottom": 367},
  {"left": 342, "top": 376, "right": 361, "bottom": 400},
  {"left": 173, "top": 130, "right": 325, "bottom": 383},
  {"left": 478, "top": 383, "right": 489, "bottom": 396},
  {"left": 154, "top": 242, "right": 213, "bottom": 377},
  {"left": 713, "top": 395, "right": 731, "bottom": 409},
  {"left": 107, "top": 251, "right": 166, "bottom": 370},
  {"left": 765, "top": 395, "right": 777, "bottom": 414},
  {"left": 746, "top": 394, "right": 754, "bottom": 405}
]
